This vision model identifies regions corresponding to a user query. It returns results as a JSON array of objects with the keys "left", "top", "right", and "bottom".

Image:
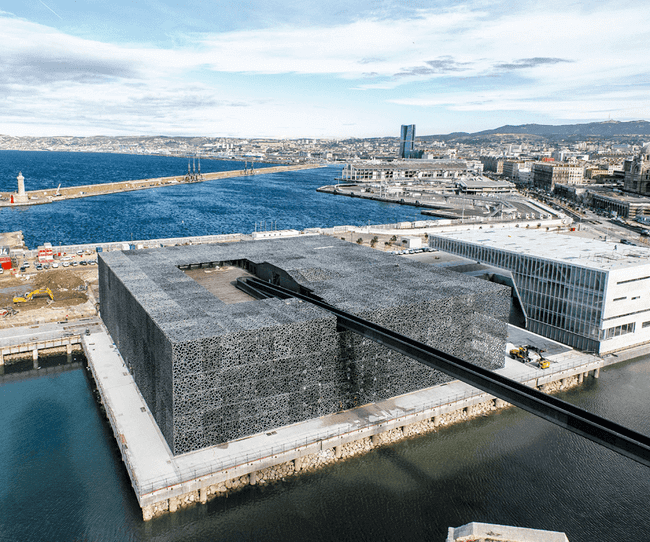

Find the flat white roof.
[
  {"left": 348, "top": 160, "right": 468, "bottom": 170},
  {"left": 432, "top": 228, "right": 650, "bottom": 271},
  {"left": 457, "top": 178, "right": 514, "bottom": 188}
]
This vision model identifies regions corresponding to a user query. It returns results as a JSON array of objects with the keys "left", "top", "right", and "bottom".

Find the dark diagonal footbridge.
[{"left": 238, "top": 276, "right": 650, "bottom": 468}]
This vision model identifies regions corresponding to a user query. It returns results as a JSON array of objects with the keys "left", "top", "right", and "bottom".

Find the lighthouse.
[{"left": 13, "top": 172, "right": 29, "bottom": 204}]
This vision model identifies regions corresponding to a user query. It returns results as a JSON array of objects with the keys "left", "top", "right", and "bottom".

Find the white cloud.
[
  {"left": 196, "top": 8, "right": 484, "bottom": 76},
  {"left": 391, "top": 87, "right": 650, "bottom": 121},
  {"left": 192, "top": 2, "right": 649, "bottom": 81},
  {"left": 1, "top": 0, "right": 649, "bottom": 137}
]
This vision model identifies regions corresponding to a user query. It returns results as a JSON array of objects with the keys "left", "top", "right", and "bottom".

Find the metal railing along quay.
[
  {"left": 136, "top": 357, "right": 601, "bottom": 496},
  {"left": 241, "top": 277, "right": 650, "bottom": 469}
]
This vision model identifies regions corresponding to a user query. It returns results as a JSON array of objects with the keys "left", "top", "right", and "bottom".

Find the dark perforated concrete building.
[{"left": 99, "top": 236, "right": 510, "bottom": 455}]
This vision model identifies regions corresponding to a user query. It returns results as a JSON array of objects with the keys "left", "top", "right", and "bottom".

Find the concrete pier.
[
  {"left": 447, "top": 522, "right": 569, "bottom": 542},
  {"left": 79, "top": 322, "right": 603, "bottom": 521},
  {"left": 0, "top": 164, "right": 322, "bottom": 207},
  {"left": 0, "top": 319, "right": 101, "bottom": 378},
  {"left": 0, "top": 332, "right": 82, "bottom": 367}
]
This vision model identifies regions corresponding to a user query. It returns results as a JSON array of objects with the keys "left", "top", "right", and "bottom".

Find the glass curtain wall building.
[
  {"left": 429, "top": 229, "right": 650, "bottom": 354},
  {"left": 399, "top": 125, "right": 416, "bottom": 159}
]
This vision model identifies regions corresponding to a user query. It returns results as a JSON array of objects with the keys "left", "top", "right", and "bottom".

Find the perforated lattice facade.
[{"left": 99, "top": 236, "right": 509, "bottom": 455}]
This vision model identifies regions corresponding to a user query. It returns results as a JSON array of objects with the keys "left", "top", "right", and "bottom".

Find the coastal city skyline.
[
  {"left": 3, "top": 0, "right": 649, "bottom": 138},
  {"left": 2, "top": 142, "right": 650, "bottom": 538}
]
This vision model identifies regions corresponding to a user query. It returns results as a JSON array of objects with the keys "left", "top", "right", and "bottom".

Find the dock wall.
[
  {"left": 78, "top": 326, "right": 602, "bottom": 521},
  {"left": 141, "top": 369, "right": 599, "bottom": 521},
  {"left": 0, "top": 335, "right": 81, "bottom": 374},
  {"left": 1, "top": 163, "right": 322, "bottom": 208},
  {"left": 136, "top": 366, "right": 599, "bottom": 521}
]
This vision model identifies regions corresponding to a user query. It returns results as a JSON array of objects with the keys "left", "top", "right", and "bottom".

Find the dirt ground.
[
  {"left": 0, "top": 268, "right": 99, "bottom": 328},
  {"left": 0, "top": 231, "right": 26, "bottom": 251}
]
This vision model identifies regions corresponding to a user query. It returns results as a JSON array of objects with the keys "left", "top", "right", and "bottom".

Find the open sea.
[
  {"left": 0, "top": 151, "right": 428, "bottom": 248},
  {"left": 0, "top": 151, "right": 649, "bottom": 541}
]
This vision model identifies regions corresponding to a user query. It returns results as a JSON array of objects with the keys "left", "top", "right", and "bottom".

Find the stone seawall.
[
  {"left": 1, "top": 164, "right": 323, "bottom": 207},
  {"left": 2, "top": 343, "right": 83, "bottom": 363},
  {"left": 142, "top": 375, "right": 582, "bottom": 520}
]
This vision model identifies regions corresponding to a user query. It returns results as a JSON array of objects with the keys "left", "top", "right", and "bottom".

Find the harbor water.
[
  {"left": 0, "top": 151, "right": 428, "bottom": 248},
  {"left": 1, "top": 151, "right": 649, "bottom": 541},
  {"left": 0, "top": 356, "right": 648, "bottom": 541}
]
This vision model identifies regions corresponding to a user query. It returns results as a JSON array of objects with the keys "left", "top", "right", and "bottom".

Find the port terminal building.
[
  {"left": 429, "top": 228, "right": 650, "bottom": 354},
  {"left": 337, "top": 159, "right": 483, "bottom": 183}
]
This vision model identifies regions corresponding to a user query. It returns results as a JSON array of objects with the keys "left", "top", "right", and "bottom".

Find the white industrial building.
[
  {"left": 429, "top": 228, "right": 650, "bottom": 354},
  {"left": 337, "top": 160, "right": 482, "bottom": 182}
]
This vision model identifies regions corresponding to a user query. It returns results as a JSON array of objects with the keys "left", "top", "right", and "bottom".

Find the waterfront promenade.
[
  {"left": 81, "top": 321, "right": 602, "bottom": 520},
  {"left": 2, "top": 220, "right": 645, "bottom": 522},
  {"left": 0, "top": 163, "right": 322, "bottom": 207}
]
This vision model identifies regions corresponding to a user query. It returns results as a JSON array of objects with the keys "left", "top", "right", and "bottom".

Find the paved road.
[{"left": 0, "top": 317, "right": 101, "bottom": 348}]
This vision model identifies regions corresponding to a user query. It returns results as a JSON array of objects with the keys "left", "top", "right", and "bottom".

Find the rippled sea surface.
[
  {"left": 1, "top": 151, "right": 649, "bottom": 541},
  {"left": 0, "top": 151, "right": 429, "bottom": 248},
  {"left": 1, "top": 357, "right": 649, "bottom": 542}
]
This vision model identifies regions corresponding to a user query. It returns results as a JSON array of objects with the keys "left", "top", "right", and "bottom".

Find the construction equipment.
[
  {"left": 13, "top": 287, "right": 54, "bottom": 303},
  {"left": 527, "top": 345, "right": 551, "bottom": 369},
  {"left": 509, "top": 346, "right": 529, "bottom": 362},
  {"left": 509, "top": 345, "right": 551, "bottom": 369}
]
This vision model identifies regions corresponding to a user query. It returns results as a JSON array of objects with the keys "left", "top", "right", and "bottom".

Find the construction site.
[{"left": 0, "top": 266, "right": 98, "bottom": 328}]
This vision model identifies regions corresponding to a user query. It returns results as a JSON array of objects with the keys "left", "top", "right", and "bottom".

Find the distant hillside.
[{"left": 421, "top": 120, "right": 650, "bottom": 141}]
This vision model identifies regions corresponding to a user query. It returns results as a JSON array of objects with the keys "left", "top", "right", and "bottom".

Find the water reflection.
[
  {"left": 0, "top": 356, "right": 648, "bottom": 541},
  {"left": 1, "top": 396, "right": 86, "bottom": 540},
  {"left": 0, "top": 352, "right": 84, "bottom": 382}
]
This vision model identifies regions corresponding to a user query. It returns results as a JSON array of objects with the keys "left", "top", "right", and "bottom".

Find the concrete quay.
[
  {"left": 0, "top": 163, "right": 322, "bottom": 207},
  {"left": 318, "top": 183, "right": 492, "bottom": 218},
  {"left": 447, "top": 522, "right": 569, "bottom": 542},
  {"left": 79, "top": 321, "right": 602, "bottom": 521},
  {"left": 317, "top": 183, "right": 557, "bottom": 222},
  {"left": 0, "top": 317, "right": 101, "bottom": 373}
]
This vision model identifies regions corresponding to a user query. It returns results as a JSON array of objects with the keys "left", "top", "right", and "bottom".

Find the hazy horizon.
[
  {"left": 2, "top": 1, "right": 649, "bottom": 139},
  {"left": 3, "top": 118, "right": 650, "bottom": 142}
]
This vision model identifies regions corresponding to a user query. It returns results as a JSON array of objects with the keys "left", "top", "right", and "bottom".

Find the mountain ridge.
[{"left": 421, "top": 120, "right": 650, "bottom": 140}]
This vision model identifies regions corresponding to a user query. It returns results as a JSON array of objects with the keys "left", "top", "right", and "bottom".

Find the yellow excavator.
[
  {"left": 509, "top": 346, "right": 529, "bottom": 362},
  {"left": 13, "top": 287, "right": 54, "bottom": 303},
  {"left": 528, "top": 345, "right": 551, "bottom": 369},
  {"left": 509, "top": 345, "right": 551, "bottom": 369}
]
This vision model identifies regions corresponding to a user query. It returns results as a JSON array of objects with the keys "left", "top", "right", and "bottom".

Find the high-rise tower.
[{"left": 399, "top": 124, "right": 415, "bottom": 159}]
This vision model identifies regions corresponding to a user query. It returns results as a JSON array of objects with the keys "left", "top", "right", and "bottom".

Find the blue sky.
[{"left": 1, "top": 0, "right": 649, "bottom": 138}]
